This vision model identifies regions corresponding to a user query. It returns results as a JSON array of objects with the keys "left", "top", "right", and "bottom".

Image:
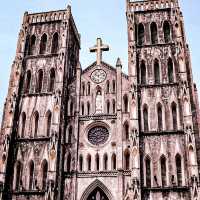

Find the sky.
[{"left": 0, "top": 0, "right": 200, "bottom": 122}]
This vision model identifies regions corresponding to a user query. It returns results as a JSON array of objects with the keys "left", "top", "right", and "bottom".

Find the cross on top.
[{"left": 90, "top": 38, "right": 109, "bottom": 65}]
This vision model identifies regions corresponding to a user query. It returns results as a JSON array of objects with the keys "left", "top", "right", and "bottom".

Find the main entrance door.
[{"left": 87, "top": 187, "right": 109, "bottom": 200}]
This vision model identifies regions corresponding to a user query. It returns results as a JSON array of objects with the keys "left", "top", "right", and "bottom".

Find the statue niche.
[{"left": 96, "top": 87, "right": 103, "bottom": 114}]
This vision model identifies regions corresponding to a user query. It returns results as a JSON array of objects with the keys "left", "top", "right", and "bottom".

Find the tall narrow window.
[
  {"left": 145, "top": 157, "right": 151, "bottom": 187},
  {"left": 112, "top": 80, "right": 116, "bottom": 93},
  {"left": 112, "top": 153, "right": 117, "bottom": 170},
  {"left": 176, "top": 154, "right": 182, "bottom": 186},
  {"left": 143, "top": 106, "right": 149, "bottom": 132},
  {"left": 28, "top": 35, "right": 36, "bottom": 55},
  {"left": 81, "top": 103, "right": 84, "bottom": 116},
  {"left": 151, "top": 22, "right": 158, "bottom": 44},
  {"left": 25, "top": 70, "right": 31, "bottom": 93},
  {"left": 124, "top": 123, "right": 129, "bottom": 140},
  {"left": 123, "top": 95, "right": 128, "bottom": 113},
  {"left": 40, "top": 34, "right": 47, "bottom": 54},
  {"left": 168, "top": 58, "right": 174, "bottom": 83},
  {"left": 96, "top": 154, "right": 100, "bottom": 171},
  {"left": 29, "top": 160, "right": 34, "bottom": 190},
  {"left": 106, "top": 81, "right": 110, "bottom": 93},
  {"left": 67, "top": 153, "right": 71, "bottom": 173},
  {"left": 48, "top": 68, "right": 55, "bottom": 92},
  {"left": 82, "top": 82, "right": 85, "bottom": 96},
  {"left": 79, "top": 155, "right": 83, "bottom": 172},
  {"left": 34, "top": 112, "right": 39, "bottom": 137},
  {"left": 70, "top": 102, "right": 74, "bottom": 116},
  {"left": 154, "top": 59, "right": 160, "bottom": 84},
  {"left": 172, "top": 103, "right": 178, "bottom": 130},
  {"left": 87, "top": 82, "right": 91, "bottom": 95},
  {"left": 103, "top": 154, "right": 108, "bottom": 170},
  {"left": 36, "top": 70, "right": 43, "bottom": 93},
  {"left": 163, "top": 21, "right": 171, "bottom": 43},
  {"left": 141, "top": 61, "right": 146, "bottom": 84},
  {"left": 15, "top": 161, "right": 22, "bottom": 190},
  {"left": 161, "top": 156, "right": 167, "bottom": 187},
  {"left": 68, "top": 126, "right": 73, "bottom": 144},
  {"left": 87, "top": 154, "right": 91, "bottom": 171},
  {"left": 157, "top": 104, "right": 163, "bottom": 131},
  {"left": 21, "top": 112, "right": 26, "bottom": 137},
  {"left": 125, "top": 150, "right": 130, "bottom": 170},
  {"left": 112, "top": 100, "right": 116, "bottom": 114},
  {"left": 138, "top": 23, "right": 145, "bottom": 45},
  {"left": 42, "top": 160, "right": 48, "bottom": 190},
  {"left": 51, "top": 32, "right": 59, "bottom": 54},
  {"left": 46, "top": 112, "right": 52, "bottom": 137},
  {"left": 107, "top": 100, "right": 110, "bottom": 114},
  {"left": 87, "top": 102, "right": 90, "bottom": 115}
]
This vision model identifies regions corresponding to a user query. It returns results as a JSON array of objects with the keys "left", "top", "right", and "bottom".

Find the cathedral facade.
[{"left": 0, "top": 0, "right": 200, "bottom": 200}]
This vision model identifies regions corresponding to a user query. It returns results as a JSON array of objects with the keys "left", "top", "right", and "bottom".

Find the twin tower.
[{"left": 0, "top": 0, "right": 200, "bottom": 200}]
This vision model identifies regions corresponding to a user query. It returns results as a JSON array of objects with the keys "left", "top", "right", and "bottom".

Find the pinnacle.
[{"left": 116, "top": 57, "right": 122, "bottom": 66}]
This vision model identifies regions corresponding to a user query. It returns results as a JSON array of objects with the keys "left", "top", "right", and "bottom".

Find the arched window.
[
  {"left": 145, "top": 157, "right": 151, "bottom": 187},
  {"left": 15, "top": 161, "right": 22, "bottom": 190},
  {"left": 168, "top": 58, "right": 174, "bottom": 83},
  {"left": 48, "top": 68, "right": 55, "bottom": 92},
  {"left": 68, "top": 126, "right": 73, "bottom": 144},
  {"left": 106, "top": 81, "right": 110, "bottom": 93},
  {"left": 40, "top": 34, "right": 47, "bottom": 54},
  {"left": 51, "top": 32, "right": 59, "bottom": 54},
  {"left": 70, "top": 102, "right": 74, "bottom": 116},
  {"left": 82, "top": 82, "right": 85, "bottom": 96},
  {"left": 176, "top": 154, "right": 182, "bottom": 186},
  {"left": 124, "top": 150, "right": 130, "bottom": 170},
  {"left": 124, "top": 122, "right": 129, "bottom": 140},
  {"left": 87, "top": 82, "right": 91, "bottom": 95},
  {"left": 67, "top": 153, "right": 71, "bottom": 173},
  {"left": 154, "top": 59, "right": 160, "bottom": 84},
  {"left": 103, "top": 154, "right": 108, "bottom": 170},
  {"left": 87, "top": 102, "right": 90, "bottom": 115},
  {"left": 28, "top": 35, "right": 36, "bottom": 55},
  {"left": 112, "top": 100, "right": 116, "bottom": 114},
  {"left": 79, "top": 155, "right": 83, "bottom": 172},
  {"left": 81, "top": 103, "right": 85, "bottom": 115},
  {"left": 123, "top": 95, "right": 128, "bottom": 113},
  {"left": 141, "top": 61, "right": 147, "bottom": 85},
  {"left": 21, "top": 112, "right": 26, "bottom": 137},
  {"left": 87, "top": 154, "right": 91, "bottom": 171},
  {"left": 41, "top": 160, "right": 48, "bottom": 190},
  {"left": 112, "top": 153, "right": 117, "bottom": 170},
  {"left": 25, "top": 70, "right": 31, "bottom": 93},
  {"left": 151, "top": 22, "right": 158, "bottom": 44},
  {"left": 160, "top": 156, "right": 167, "bottom": 187},
  {"left": 163, "top": 21, "right": 171, "bottom": 43},
  {"left": 107, "top": 100, "right": 110, "bottom": 114},
  {"left": 157, "top": 104, "right": 163, "bottom": 131},
  {"left": 33, "top": 112, "right": 39, "bottom": 137},
  {"left": 143, "top": 106, "right": 149, "bottom": 132},
  {"left": 138, "top": 23, "right": 145, "bottom": 45},
  {"left": 172, "top": 102, "right": 178, "bottom": 130},
  {"left": 95, "top": 154, "right": 100, "bottom": 171},
  {"left": 46, "top": 111, "right": 52, "bottom": 137},
  {"left": 36, "top": 70, "right": 43, "bottom": 93},
  {"left": 112, "top": 80, "right": 116, "bottom": 93},
  {"left": 29, "top": 160, "right": 34, "bottom": 190}
]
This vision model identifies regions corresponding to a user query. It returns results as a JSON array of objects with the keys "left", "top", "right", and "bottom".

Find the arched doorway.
[{"left": 87, "top": 187, "right": 109, "bottom": 200}]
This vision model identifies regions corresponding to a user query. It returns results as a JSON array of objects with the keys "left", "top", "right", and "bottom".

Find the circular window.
[{"left": 88, "top": 126, "right": 109, "bottom": 146}]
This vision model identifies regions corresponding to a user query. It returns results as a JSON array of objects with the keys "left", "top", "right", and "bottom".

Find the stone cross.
[{"left": 90, "top": 38, "right": 109, "bottom": 65}]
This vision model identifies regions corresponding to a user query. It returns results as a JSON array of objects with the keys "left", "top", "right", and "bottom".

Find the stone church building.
[{"left": 1, "top": 0, "right": 200, "bottom": 199}]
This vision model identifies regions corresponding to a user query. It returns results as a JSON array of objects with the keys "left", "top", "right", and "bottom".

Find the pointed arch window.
[
  {"left": 154, "top": 59, "right": 160, "bottom": 84},
  {"left": 141, "top": 61, "right": 147, "bottom": 85},
  {"left": 87, "top": 102, "right": 90, "bottom": 115},
  {"left": 67, "top": 153, "right": 71, "bottom": 173},
  {"left": 36, "top": 70, "right": 43, "bottom": 93},
  {"left": 48, "top": 68, "right": 55, "bottom": 92},
  {"left": 79, "top": 155, "right": 83, "bottom": 172},
  {"left": 51, "top": 32, "right": 59, "bottom": 54},
  {"left": 112, "top": 80, "right": 116, "bottom": 93},
  {"left": 103, "top": 154, "right": 108, "bottom": 170},
  {"left": 172, "top": 102, "right": 178, "bottom": 130},
  {"left": 157, "top": 104, "right": 163, "bottom": 131},
  {"left": 68, "top": 126, "right": 73, "bottom": 144},
  {"left": 82, "top": 82, "right": 85, "bottom": 96},
  {"left": 160, "top": 156, "right": 167, "bottom": 187},
  {"left": 151, "top": 22, "right": 158, "bottom": 44},
  {"left": 15, "top": 161, "right": 23, "bottom": 190},
  {"left": 33, "top": 112, "right": 39, "bottom": 137},
  {"left": 124, "top": 123, "right": 129, "bottom": 140},
  {"left": 96, "top": 154, "right": 100, "bottom": 171},
  {"left": 107, "top": 100, "right": 110, "bottom": 114},
  {"left": 138, "top": 23, "right": 145, "bottom": 46},
  {"left": 87, "top": 82, "right": 91, "bottom": 95},
  {"left": 176, "top": 154, "right": 182, "bottom": 186},
  {"left": 40, "top": 34, "right": 47, "bottom": 54},
  {"left": 168, "top": 58, "right": 174, "bottom": 83},
  {"left": 28, "top": 35, "right": 36, "bottom": 55},
  {"left": 21, "top": 112, "right": 26, "bottom": 137},
  {"left": 25, "top": 70, "right": 31, "bottom": 93},
  {"left": 106, "top": 80, "right": 110, "bottom": 93},
  {"left": 143, "top": 106, "right": 149, "bottom": 132},
  {"left": 112, "top": 100, "right": 116, "bottom": 114},
  {"left": 112, "top": 153, "right": 117, "bottom": 170},
  {"left": 124, "top": 150, "right": 130, "bottom": 170},
  {"left": 29, "top": 160, "right": 34, "bottom": 190},
  {"left": 145, "top": 157, "right": 151, "bottom": 187},
  {"left": 123, "top": 95, "right": 128, "bottom": 113},
  {"left": 163, "top": 21, "right": 171, "bottom": 43},
  {"left": 42, "top": 160, "right": 48, "bottom": 190},
  {"left": 87, "top": 154, "right": 91, "bottom": 171},
  {"left": 70, "top": 101, "right": 74, "bottom": 116},
  {"left": 81, "top": 103, "right": 85, "bottom": 115},
  {"left": 46, "top": 111, "right": 52, "bottom": 137}
]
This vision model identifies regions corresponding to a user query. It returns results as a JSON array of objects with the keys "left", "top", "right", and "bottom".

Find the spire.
[{"left": 116, "top": 57, "right": 122, "bottom": 67}]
